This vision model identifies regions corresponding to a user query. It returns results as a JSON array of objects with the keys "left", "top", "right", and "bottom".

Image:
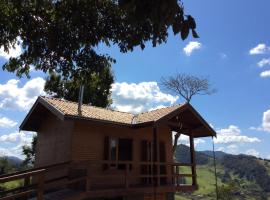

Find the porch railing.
[{"left": 0, "top": 161, "right": 197, "bottom": 200}]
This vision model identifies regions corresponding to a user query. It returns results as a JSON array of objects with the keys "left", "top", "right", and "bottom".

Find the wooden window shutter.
[{"left": 141, "top": 140, "right": 148, "bottom": 161}]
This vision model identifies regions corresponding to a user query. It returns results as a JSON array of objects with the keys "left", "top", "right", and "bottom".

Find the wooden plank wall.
[{"left": 71, "top": 121, "right": 174, "bottom": 188}]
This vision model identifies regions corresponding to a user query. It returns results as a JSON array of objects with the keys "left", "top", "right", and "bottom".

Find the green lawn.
[{"left": 0, "top": 180, "right": 23, "bottom": 190}]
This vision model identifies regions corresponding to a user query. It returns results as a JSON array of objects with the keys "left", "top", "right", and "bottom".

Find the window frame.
[{"left": 106, "top": 137, "right": 133, "bottom": 170}]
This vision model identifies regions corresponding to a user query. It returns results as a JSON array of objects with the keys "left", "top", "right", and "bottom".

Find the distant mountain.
[
  {"left": 0, "top": 156, "right": 23, "bottom": 168},
  {"left": 5, "top": 156, "right": 23, "bottom": 166},
  {"left": 174, "top": 144, "right": 211, "bottom": 165},
  {"left": 174, "top": 144, "right": 270, "bottom": 199},
  {"left": 200, "top": 150, "right": 229, "bottom": 159}
]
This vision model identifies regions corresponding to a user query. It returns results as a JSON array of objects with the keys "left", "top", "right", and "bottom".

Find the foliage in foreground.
[{"left": 0, "top": 0, "right": 198, "bottom": 79}]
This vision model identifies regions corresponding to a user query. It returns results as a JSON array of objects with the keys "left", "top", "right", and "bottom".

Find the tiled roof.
[{"left": 41, "top": 96, "right": 183, "bottom": 125}]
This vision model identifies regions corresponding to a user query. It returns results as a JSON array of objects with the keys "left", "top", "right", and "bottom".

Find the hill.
[
  {"left": 200, "top": 150, "right": 229, "bottom": 159},
  {"left": 174, "top": 144, "right": 270, "bottom": 200},
  {"left": 0, "top": 156, "right": 23, "bottom": 175},
  {"left": 175, "top": 144, "right": 211, "bottom": 165}
]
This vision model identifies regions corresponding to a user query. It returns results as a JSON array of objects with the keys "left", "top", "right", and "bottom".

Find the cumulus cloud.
[
  {"left": 217, "top": 147, "right": 225, "bottom": 152},
  {"left": 257, "top": 58, "right": 270, "bottom": 67},
  {"left": 0, "top": 131, "right": 34, "bottom": 144},
  {"left": 0, "top": 131, "right": 35, "bottom": 158},
  {"left": 214, "top": 125, "right": 260, "bottom": 144},
  {"left": 111, "top": 82, "right": 178, "bottom": 113},
  {"left": 260, "top": 70, "right": 270, "bottom": 78},
  {"left": 0, "top": 116, "right": 17, "bottom": 128},
  {"left": 262, "top": 109, "right": 270, "bottom": 132},
  {"left": 251, "top": 109, "right": 270, "bottom": 132},
  {"left": 249, "top": 44, "right": 270, "bottom": 55},
  {"left": 216, "top": 144, "right": 239, "bottom": 155},
  {"left": 245, "top": 149, "right": 260, "bottom": 157},
  {"left": 0, "top": 38, "right": 23, "bottom": 60},
  {"left": 176, "top": 134, "right": 205, "bottom": 147},
  {"left": 183, "top": 41, "right": 202, "bottom": 56},
  {"left": 0, "top": 147, "right": 16, "bottom": 157},
  {"left": 226, "top": 144, "right": 239, "bottom": 155},
  {"left": 0, "top": 77, "right": 45, "bottom": 110}
]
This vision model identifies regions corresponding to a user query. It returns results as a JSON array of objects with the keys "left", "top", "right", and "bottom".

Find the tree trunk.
[{"left": 173, "top": 132, "right": 181, "bottom": 153}]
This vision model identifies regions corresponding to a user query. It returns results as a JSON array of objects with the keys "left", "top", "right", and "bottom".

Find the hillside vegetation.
[{"left": 175, "top": 145, "right": 270, "bottom": 200}]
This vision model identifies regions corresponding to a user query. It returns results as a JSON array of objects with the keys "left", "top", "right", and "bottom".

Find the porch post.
[
  {"left": 189, "top": 131, "right": 197, "bottom": 186},
  {"left": 152, "top": 126, "right": 160, "bottom": 186}
]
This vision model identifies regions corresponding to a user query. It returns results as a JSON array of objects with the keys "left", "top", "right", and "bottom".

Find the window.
[{"left": 104, "top": 137, "right": 133, "bottom": 170}]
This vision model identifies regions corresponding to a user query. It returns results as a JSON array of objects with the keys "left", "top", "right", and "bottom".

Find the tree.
[
  {"left": 0, "top": 1, "right": 198, "bottom": 79},
  {"left": 22, "top": 135, "right": 37, "bottom": 167},
  {"left": 161, "top": 73, "right": 216, "bottom": 103},
  {"left": 162, "top": 73, "right": 216, "bottom": 152},
  {"left": 44, "top": 59, "right": 114, "bottom": 107}
]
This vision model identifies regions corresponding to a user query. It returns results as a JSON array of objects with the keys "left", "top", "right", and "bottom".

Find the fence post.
[
  {"left": 189, "top": 132, "right": 197, "bottom": 186},
  {"left": 176, "top": 165, "right": 179, "bottom": 187},
  {"left": 37, "top": 171, "right": 45, "bottom": 200}
]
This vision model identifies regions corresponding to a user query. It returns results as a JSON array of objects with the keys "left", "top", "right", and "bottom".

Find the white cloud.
[
  {"left": 217, "top": 147, "right": 225, "bottom": 152},
  {"left": 175, "top": 134, "right": 205, "bottom": 147},
  {"left": 262, "top": 109, "right": 270, "bottom": 132},
  {"left": 257, "top": 58, "right": 270, "bottom": 67},
  {"left": 0, "top": 131, "right": 33, "bottom": 144},
  {"left": 226, "top": 144, "right": 239, "bottom": 155},
  {"left": 0, "top": 77, "right": 45, "bottom": 110},
  {"left": 214, "top": 125, "right": 260, "bottom": 144},
  {"left": 260, "top": 70, "right": 270, "bottom": 78},
  {"left": 0, "top": 147, "right": 16, "bottom": 157},
  {"left": 111, "top": 82, "right": 178, "bottom": 113},
  {"left": 0, "top": 116, "right": 17, "bottom": 128},
  {"left": 0, "top": 131, "right": 35, "bottom": 158},
  {"left": 251, "top": 109, "right": 270, "bottom": 132},
  {"left": 267, "top": 155, "right": 270, "bottom": 160},
  {"left": 183, "top": 41, "right": 202, "bottom": 56},
  {"left": 0, "top": 38, "right": 23, "bottom": 60},
  {"left": 249, "top": 44, "right": 270, "bottom": 55},
  {"left": 245, "top": 149, "right": 260, "bottom": 157}
]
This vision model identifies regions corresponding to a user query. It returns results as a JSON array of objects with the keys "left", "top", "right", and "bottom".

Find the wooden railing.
[{"left": 0, "top": 161, "right": 197, "bottom": 200}]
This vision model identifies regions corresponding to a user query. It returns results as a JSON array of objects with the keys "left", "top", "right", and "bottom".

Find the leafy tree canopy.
[
  {"left": 44, "top": 62, "right": 114, "bottom": 107},
  {"left": 22, "top": 135, "right": 37, "bottom": 167},
  {"left": 0, "top": 0, "right": 198, "bottom": 79}
]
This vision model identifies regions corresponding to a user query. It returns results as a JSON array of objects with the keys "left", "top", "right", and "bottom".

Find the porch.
[{"left": 0, "top": 160, "right": 198, "bottom": 200}]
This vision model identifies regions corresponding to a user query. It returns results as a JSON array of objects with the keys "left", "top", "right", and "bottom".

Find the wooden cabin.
[{"left": 0, "top": 96, "right": 215, "bottom": 200}]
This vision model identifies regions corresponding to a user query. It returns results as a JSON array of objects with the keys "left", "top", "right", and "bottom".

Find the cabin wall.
[
  {"left": 35, "top": 113, "right": 73, "bottom": 168},
  {"left": 70, "top": 121, "right": 174, "bottom": 189}
]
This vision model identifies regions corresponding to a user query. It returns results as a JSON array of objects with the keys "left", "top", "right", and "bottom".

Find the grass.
[
  {"left": 0, "top": 180, "right": 23, "bottom": 190},
  {"left": 175, "top": 164, "right": 270, "bottom": 200}
]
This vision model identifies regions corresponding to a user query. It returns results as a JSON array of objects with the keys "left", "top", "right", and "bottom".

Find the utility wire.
[{"left": 212, "top": 136, "right": 219, "bottom": 200}]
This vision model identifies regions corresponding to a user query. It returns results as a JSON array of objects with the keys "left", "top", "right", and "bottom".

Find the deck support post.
[
  {"left": 37, "top": 171, "right": 45, "bottom": 200},
  {"left": 189, "top": 132, "right": 197, "bottom": 186}
]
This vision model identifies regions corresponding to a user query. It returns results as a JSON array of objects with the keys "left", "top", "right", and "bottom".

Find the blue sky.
[{"left": 0, "top": 0, "right": 270, "bottom": 159}]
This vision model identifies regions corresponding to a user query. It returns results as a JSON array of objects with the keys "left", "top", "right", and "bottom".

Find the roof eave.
[
  {"left": 19, "top": 96, "right": 65, "bottom": 131},
  {"left": 154, "top": 102, "right": 216, "bottom": 137},
  {"left": 64, "top": 114, "right": 155, "bottom": 129}
]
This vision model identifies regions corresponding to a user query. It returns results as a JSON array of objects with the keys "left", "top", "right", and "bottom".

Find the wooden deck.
[{"left": 0, "top": 161, "right": 198, "bottom": 200}]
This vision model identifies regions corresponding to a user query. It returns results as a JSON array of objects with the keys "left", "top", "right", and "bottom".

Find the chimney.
[{"left": 78, "top": 85, "right": 84, "bottom": 116}]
